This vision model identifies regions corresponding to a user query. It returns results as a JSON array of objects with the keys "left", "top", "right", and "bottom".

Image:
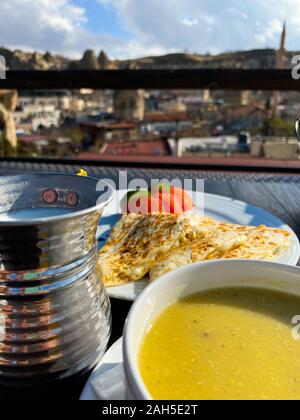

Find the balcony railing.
[
  {"left": 1, "top": 69, "right": 300, "bottom": 173},
  {"left": 0, "top": 69, "right": 299, "bottom": 90}
]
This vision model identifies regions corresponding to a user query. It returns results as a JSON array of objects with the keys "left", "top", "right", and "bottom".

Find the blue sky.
[
  {"left": 0, "top": 0, "right": 299, "bottom": 59},
  {"left": 72, "top": 0, "right": 132, "bottom": 40}
]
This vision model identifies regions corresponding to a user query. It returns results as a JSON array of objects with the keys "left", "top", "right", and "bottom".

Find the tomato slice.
[
  {"left": 152, "top": 186, "right": 194, "bottom": 214},
  {"left": 151, "top": 183, "right": 171, "bottom": 194},
  {"left": 149, "top": 196, "right": 165, "bottom": 213},
  {"left": 124, "top": 185, "right": 194, "bottom": 214},
  {"left": 152, "top": 191, "right": 177, "bottom": 214},
  {"left": 171, "top": 187, "right": 194, "bottom": 212}
]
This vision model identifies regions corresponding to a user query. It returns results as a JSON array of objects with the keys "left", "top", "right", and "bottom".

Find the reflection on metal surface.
[{"left": 0, "top": 174, "right": 114, "bottom": 382}]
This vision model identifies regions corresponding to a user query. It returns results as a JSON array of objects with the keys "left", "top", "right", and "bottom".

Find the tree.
[
  {"left": 63, "top": 127, "right": 85, "bottom": 146},
  {"left": 261, "top": 117, "right": 294, "bottom": 137}
]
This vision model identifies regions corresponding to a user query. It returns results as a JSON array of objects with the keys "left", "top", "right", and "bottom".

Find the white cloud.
[
  {"left": 181, "top": 17, "right": 199, "bottom": 27},
  {"left": 227, "top": 8, "right": 248, "bottom": 20},
  {"left": 97, "top": 0, "right": 295, "bottom": 55},
  {"left": 0, "top": 0, "right": 89, "bottom": 57},
  {"left": 1, "top": 0, "right": 300, "bottom": 59},
  {"left": 0, "top": 0, "right": 171, "bottom": 58},
  {"left": 255, "top": 18, "right": 283, "bottom": 45}
]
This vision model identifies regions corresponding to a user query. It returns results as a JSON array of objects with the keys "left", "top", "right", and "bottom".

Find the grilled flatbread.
[
  {"left": 98, "top": 211, "right": 291, "bottom": 287},
  {"left": 98, "top": 214, "right": 215, "bottom": 287},
  {"left": 221, "top": 224, "right": 291, "bottom": 260},
  {"left": 149, "top": 222, "right": 291, "bottom": 282}
]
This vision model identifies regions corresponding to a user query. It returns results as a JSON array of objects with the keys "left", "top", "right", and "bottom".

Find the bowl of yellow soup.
[{"left": 123, "top": 260, "right": 300, "bottom": 400}]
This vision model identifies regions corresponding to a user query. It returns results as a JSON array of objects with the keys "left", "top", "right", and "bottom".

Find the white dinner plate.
[
  {"left": 97, "top": 189, "right": 300, "bottom": 301},
  {"left": 80, "top": 337, "right": 124, "bottom": 401}
]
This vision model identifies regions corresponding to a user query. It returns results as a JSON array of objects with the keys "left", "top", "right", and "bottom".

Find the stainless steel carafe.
[{"left": 0, "top": 173, "right": 114, "bottom": 383}]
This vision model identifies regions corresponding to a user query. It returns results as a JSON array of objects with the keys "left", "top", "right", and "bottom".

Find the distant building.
[
  {"left": 77, "top": 138, "right": 172, "bottom": 159},
  {"left": 14, "top": 94, "right": 66, "bottom": 132},
  {"left": 142, "top": 111, "right": 193, "bottom": 135},
  {"left": 18, "top": 135, "right": 50, "bottom": 155},
  {"left": 113, "top": 90, "right": 145, "bottom": 121},
  {"left": 213, "top": 90, "right": 252, "bottom": 107},
  {"left": 79, "top": 121, "right": 138, "bottom": 145},
  {"left": 179, "top": 136, "right": 241, "bottom": 157},
  {"left": 220, "top": 105, "right": 268, "bottom": 132},
  {"left": 31, "top": 111, "right": 61, "bottom": 131},
  {"left": 18, "top": 135, "right": 74, "bottom": 157}
]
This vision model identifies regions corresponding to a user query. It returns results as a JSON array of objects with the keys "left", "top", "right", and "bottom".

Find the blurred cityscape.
[{"left": 1, "top": 23, "right": 300, "bottom": 162}]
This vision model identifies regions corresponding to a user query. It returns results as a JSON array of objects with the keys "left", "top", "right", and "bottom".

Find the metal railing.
[
  {"left": 0, "top": 69, "right": 299, "bottom": 90},
  {"left": 1, "top": 69, "right": 300, "bottom": 173}
]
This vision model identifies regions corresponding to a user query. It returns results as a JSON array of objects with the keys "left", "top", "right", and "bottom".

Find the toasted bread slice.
[
  {"left": 98, "top": 214, "right": 215, "bottom": 287},
  {"left": 149, "top": 223, "right": 291, "bottom": 282}
]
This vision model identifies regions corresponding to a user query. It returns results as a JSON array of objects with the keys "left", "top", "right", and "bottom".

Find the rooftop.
[
  {"left": 77, "top": 139, "right": 171, "bottom": 159},
  {"left": 80, "top": 121, "right": 137, "bottom": 130},
  {"left": 144, "top": 111, "right": 190, "bottom": 122}
]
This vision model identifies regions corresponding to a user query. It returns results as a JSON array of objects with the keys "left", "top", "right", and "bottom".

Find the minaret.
[
  {"left": 272, "top": 22, "right": 286, "bottom": 117},
  {"left": 278, "top": 21, "right": 286, "bottom": 69}
]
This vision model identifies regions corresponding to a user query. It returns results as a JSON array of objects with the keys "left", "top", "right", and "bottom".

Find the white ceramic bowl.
[{"left": 123, "top": 259, "right": 300, "bottom": 400}]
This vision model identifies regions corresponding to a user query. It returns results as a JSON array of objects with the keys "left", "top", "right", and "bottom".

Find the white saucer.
[{"left": 80, "top": 338, "right": 124, "bottom": 401}]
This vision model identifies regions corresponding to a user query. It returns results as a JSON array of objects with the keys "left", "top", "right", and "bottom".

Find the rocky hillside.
[{"left": 0, "top": 47, "right": 297, "bottom": 70}]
